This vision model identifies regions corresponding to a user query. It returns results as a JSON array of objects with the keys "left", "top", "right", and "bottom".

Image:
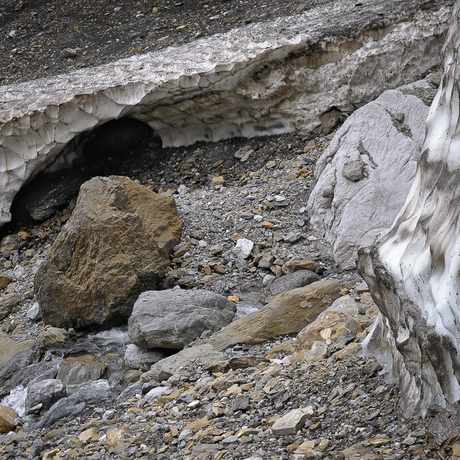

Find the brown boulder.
[
  {"left": 0, "top": 406, "right": 18, "bottom": 433},
  {"left": 35, "top": 176, "right": 183, "bottom": 329},
  {"left": 0, "top": 293, "right": 21, "bottom": 321},
  {"left": 209, "top": 280, "right": 348, "bottom": 350}
]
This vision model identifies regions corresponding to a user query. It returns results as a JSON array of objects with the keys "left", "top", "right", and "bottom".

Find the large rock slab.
[
  {"left": 35, "top": 176, "right": 183, "bottom": 329},
  {"left": 128, "top": 288, "right": 236, "bottom": 349},
  {"left": 25, "top": 379, "right": 66, "bottom": 415},
  {"left": 30, "top": 380, "right": 113, "bottom": 430},
  {"left": 0, "top": 0, "right": 452, "bottom": 227},
  {"left": 307, "top": 80, "right": 432, "bottom": 267},
  {"left": 56, "top": 356, "right": 107, "bottom": 387},
  {"left": 0, "top": 334, "right": 37, "bottom": 393},
  {"left": 209, "top": 280, "right": 349, "bottom": 350}
]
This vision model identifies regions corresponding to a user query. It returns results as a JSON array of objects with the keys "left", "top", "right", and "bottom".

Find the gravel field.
[{"left": 0, "top": 0, "right": 336, "bottom": 86}]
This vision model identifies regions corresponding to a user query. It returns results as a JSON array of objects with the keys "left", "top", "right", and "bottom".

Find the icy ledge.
[
  {"left": 0, "top": 0, "right": 453, "bottom": 226},
  {"left": 359, "top": 0, "right": 460, "bottom": 416}
]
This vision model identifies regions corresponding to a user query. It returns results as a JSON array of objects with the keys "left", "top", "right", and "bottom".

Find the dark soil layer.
[{"left": 0, "top": 0, "right": 335, "bottom": 86}]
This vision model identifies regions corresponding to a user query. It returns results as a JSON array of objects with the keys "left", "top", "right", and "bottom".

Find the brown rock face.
[
  {"left": 35, "top": 176, "right": 183, "bottom": 329},
  {"left": 0, "top": 406, "right": 17, "bottom": 433},
  {"left": 209, "top": 280, "right": 348, "bottom": 350}
]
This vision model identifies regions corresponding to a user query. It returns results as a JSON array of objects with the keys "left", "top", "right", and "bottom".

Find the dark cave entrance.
[{"left": 7, "top": 118, "right": 162, "bottom": 231}]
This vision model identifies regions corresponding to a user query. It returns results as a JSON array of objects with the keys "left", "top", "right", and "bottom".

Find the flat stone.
[
  {"left": 282, "top": 257, "right": 315, "bottom": 274},
  {"left": 0, "top": 293, "right": 21, "bottom": 321},
  {"left": 272, "top": 407, "right": 315, "bottom": 435},
  {"left": 56, "top": 355, "right": 107, "bottom": 386}
]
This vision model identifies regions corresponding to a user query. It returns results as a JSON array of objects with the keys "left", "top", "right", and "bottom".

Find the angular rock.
[
  {"left": 40, "top": 327, "right": 69, "bottom": 349},
  {"left": 30, "top": 380, "right": 113, "bottom": 430},
  {"left": 27, "top": 437, "right": 44, "bottom": 460},
  {"left": 0, "top": 293, "right": 21, "bottom": 321},
  {"left": 258, "top": 253, "right": 275, "bottom": 269},
  {"left": 129, "top": 288, "right": 236, "bottom": 349},
  {"left": 56, "top": 355, "right": 107, "bottom": 386},
  {"left": 35, "top": 176, "right": 183, "bottom": 329},
  {"left": 0, "top": 276, "right": 13, "bottom": 290},
  {"left": 25, "top": 379, "right": 66, "bottom": 415},
  {"left": 144, "top": 386, "right": 170, "bottom": 404},
  {"left": 294, "top": 295, "right": 377, "bottom": 362},
  {"left": 343, "top": 159, "right": 364, "bottom": 181},
  {"left": 272, "top": 407, "right": 315, "bottom": 435},
  {"left": 209, "top": 280, "right": 348, "bottom": 350},
  {"left": 262, "top": 270, "right": 320, "bottom": 303},
  {"left": 0, "top": 335, "right": 37, "bottom": 391},
  {"left": 141, "top": 344, "right": 227, "bottom": 383},
  {"left": 282, "top": 257, "right": 315, "bottom": 274},
  {"left": 234, "top": 238, "right": 254, "bottom": 259},
  {"left": 124, "top": 344, "right": 165, "bottom": 369},
  {"left": 0, "top": 406, "right": 18, "bottom": 433},
  {"left": 0, "top": 234, "right": 23, "bottom": 252},
  {"left": 303, "top": 341, "right": 329, "bottom": 364},
  {"left": 308, "top": 80, "right": 432, "bottom": 267},
  {"left": 26, "top": 303, "right": 42, "bottom": 321}
]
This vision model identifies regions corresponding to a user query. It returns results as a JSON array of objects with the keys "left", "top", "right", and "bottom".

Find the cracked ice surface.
[
  {"left": 359, "top": 0, "right": 460, "bottom": 416},
  {"left": 0, "top": 0, "right": 453, "bottom": 226}
]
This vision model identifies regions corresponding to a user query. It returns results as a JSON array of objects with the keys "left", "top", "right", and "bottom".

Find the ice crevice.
[{"left": 0, "top": 0, "right": 453, "bottom": 227}]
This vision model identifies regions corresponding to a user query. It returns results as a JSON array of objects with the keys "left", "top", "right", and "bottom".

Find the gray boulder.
[
  {"left": 30, "top": 380, "right": 113, "bottom": 430},
  {"left": 25, "top": 379, "right": 66, "bottom": 415},
  {"left": 124, "top": 344, "right": 165, "bottom": 369},
  {"left": 307, "top": 80, "right": 432, "bottom": 267},
  {"left": 128, "top": 288, "right": 236, "bottom": 349}
]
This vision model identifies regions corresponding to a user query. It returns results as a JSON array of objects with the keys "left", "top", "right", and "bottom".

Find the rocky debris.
[
  {"left": 272, "top": 406, "right": 315, "bottom": 435},
  {"left": 0, "top": 0, "right": 452, "bottom": 228},
  {"left": 0, "top": 96, "right": 442, "bottom": 459},
  {"left": 35, "top": 176, "right": 183, "bottom": 329},
  {"left": 128, "top": 288, "right": 236, "bottom": 349},
  {"left": 24, "top": 379, "right": 66, "bottom": 415},
  {"left": 294, "top": 295, "right": 378, "bottom": 362},
  {"left": 209, "top": 280, "right": 349, "bottom": 350},
  {"left": 0, "top": 323, "right": 434, "bottom": 459},
  {"left": 308, "top": 78, "right": 436, "bottom": 267}
]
